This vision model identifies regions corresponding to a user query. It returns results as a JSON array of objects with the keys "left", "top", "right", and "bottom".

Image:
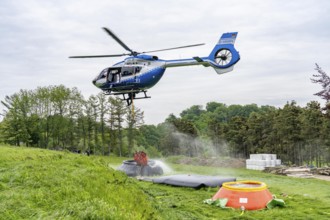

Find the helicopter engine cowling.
[{"left": 136, "top": 54, "right": 158, "bottom": 60}]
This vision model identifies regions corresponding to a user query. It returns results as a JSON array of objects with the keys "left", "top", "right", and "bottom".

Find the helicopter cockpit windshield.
[
  {"left": 93, "top": 67, "right": 122, "bottom": 86},
  {"left": 93, "top": 68, "right": 108, "bottom": 86}
]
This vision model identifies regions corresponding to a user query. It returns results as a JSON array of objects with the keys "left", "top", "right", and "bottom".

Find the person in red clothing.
[
  {"left": 134, "top": 151, "right": 148, "bottom": 166},
  {"left": 134, "top": 151, "right": 149, "bottom": 176}
]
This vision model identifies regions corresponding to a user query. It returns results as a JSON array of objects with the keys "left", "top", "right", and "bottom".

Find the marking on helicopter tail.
[{"left": 220, "top": 39, "right": 235, "bottom": 44}]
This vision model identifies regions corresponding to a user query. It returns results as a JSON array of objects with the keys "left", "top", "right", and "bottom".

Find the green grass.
[
  {"left": 1, "top": 145, "right": 330, "bottom": 219},
  {"left": 0, "top": 146, "right": 159, "bottom": 219},
  {"left": 146, "top": 164, "right": 330, "bottom": 219}
]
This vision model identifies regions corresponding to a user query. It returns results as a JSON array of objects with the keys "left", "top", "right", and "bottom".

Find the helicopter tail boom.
[{"left": 164, "top": 32, "right": 240, "bottom": 74}]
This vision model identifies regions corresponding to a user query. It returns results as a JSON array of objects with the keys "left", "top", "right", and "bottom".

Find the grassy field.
[{"left": 1, "top": 145, "right": 330, "bottom": 219}]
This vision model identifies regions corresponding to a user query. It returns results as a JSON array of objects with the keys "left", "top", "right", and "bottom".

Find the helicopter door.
[{"left": 107, "top": 67, "right": 122, "bottom": 83}]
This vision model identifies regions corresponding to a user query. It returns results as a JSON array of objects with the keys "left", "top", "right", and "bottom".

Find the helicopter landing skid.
[
  {"left": 123, "top": 91, "right": 151, "bottom": 106},
  {"left": 104, "top": 90, "right": 151, "bottom": 105}
]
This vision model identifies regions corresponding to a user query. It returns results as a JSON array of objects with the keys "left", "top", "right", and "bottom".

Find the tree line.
[
  {"left": 1, "top": 64, "right": 329, "bottom": 166},
  {"left": 149, "top": 64, "right": 330, "bottom": 166},
  {"left": 156, "top": 101, "right": 330, "bottom": 166},
  {"left": 0, "top": 85, "right": 143, "bottom": 156}
]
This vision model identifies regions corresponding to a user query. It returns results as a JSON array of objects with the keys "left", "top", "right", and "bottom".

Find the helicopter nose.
[{"left": 92, "top": 79, "right": 96, "bottom": 85}]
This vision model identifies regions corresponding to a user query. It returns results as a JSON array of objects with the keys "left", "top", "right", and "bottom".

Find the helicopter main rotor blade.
[
  {"left": 142, "top": 43, "right": 205, "bottom": 54},
  {"left": 102, "top": 27, "right": 135, "bottom": 54},
  {"left": 69, "top": 53, "right": 130, "bottom": 58}
]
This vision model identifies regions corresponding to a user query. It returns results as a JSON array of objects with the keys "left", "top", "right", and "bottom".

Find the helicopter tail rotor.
[{"left": 208, "top": 32, "right": 240, "bottom": 74}]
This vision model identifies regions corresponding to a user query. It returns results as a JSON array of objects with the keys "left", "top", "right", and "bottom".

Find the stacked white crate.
[{"left": 246, "top": 154, "right": 281, "bottom": 170}]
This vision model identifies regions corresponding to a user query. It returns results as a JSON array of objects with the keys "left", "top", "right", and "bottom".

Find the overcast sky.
[{"left": 1, "top": 0, "right": 330, "bottom": 124}]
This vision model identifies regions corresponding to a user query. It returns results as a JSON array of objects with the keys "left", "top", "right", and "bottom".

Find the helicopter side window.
[
  {"left": 122, "top": 71, "right": 132, "bottom": 77},
  {"left": 121, "top": 66, "right": 135, "bottom": 77}
]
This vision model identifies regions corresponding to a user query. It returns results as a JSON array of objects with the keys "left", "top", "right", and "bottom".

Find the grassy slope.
[
  {"left": 1, "top": 146, "right": 330, "bottom": 219},
  {"left": 0, "top": 146, "right": 159, "bottom": 219}
]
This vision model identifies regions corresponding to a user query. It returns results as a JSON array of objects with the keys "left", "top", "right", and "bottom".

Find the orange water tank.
[{"left": 212, "top": 180, "right": 273, "bottom": 210}]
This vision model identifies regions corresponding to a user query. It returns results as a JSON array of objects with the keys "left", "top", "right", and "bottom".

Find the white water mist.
[{"left": 152, "top": 159, "right": 173, "bottom": 174}]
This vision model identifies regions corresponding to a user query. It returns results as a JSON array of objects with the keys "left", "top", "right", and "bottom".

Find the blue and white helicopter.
[{"left": 69, "top": 28, "right": 240, "bottom": 105}]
